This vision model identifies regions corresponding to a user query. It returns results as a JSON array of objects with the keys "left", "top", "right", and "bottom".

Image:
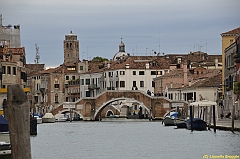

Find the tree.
[{"left": 92, "top": 56, "right": 109, "bottom": 62}]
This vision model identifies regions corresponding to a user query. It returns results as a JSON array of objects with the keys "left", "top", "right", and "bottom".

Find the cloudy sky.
[{"left": 1, "top": 0, "right": 239, "bottom": 67}]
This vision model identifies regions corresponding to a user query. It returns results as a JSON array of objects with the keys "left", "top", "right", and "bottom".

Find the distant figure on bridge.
[
  {"left": 147, "top": 90, "right": 151, "bottom": 95},
  {"left": 151, "top": 92, "right": 154, "bottom": 97}
]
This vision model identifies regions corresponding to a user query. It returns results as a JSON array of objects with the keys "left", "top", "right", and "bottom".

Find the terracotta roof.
[
  {"left": 221, "top": 27, "right": 240, "bottom": 36},
  {"left": 25, "top": 64, "right": 45, "bottom": 76},
  {"left": 8, "top": 47, "right": 25, "bottom": 55},
  {"left": 189, "top": 73, "right": 221, "bottom": 88}
]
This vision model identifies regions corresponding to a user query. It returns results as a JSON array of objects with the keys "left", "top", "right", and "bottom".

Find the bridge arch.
[
  {"left": 93, "top": 97, "right": 150, "bottom": 120},
  {"left": 58, "top": 109, "right": 84, "bottom": 119}
]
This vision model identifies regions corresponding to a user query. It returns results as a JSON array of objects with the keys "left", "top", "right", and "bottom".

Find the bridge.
[{"left": 52, "top": 90, "right": 188, "bottom": 121}]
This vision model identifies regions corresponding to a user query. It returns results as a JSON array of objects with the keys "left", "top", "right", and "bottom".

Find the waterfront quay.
[{"left": 210, "top": 118, "right": 240, "bottom": 132}]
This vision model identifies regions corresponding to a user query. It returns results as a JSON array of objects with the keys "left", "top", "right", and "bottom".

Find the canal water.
[{"left": 30, "top": 120, "right": 240, "bottom": 159}]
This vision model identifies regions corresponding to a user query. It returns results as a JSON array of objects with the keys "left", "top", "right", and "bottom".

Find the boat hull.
[
  {"left": 162, "top": 117, "right": 175, "bottom": 126},
  {"left": 42, "top": 118, "right": 55, "bottom": 123},
  {"left": 186, "top": 118, "right": 207, "bottom": 131},
  {"left": 0, "top": 132, "right": 10, "bottom": 143},
  {"left": 56, "top": 118, "right": 67, "bottom": 122}
]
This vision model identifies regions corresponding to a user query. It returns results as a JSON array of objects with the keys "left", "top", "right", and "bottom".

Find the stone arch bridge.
[{"left": 52, "top": 90, "right": 188, "bottom": 121}]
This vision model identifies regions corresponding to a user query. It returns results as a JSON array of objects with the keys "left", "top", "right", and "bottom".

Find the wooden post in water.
[
  {"left": 212, "top": 105, "right": 216, "bottom": 133},
  {"left": 6, "top": 84, "right": 32, "bottom": 159},
  {"left": 198, "top": 104, "right": 200, "bottom": 118},
  {"left": 208, "top": 105, "right": 212, "bottom": 130},
  {"left": 190, "top": 105, "right": 193, "bottom": 132},
  {"left": 70, "top": 109, "right": 72, "bottom": 122},
  {"left": 232, "top": 102, "right": 235, "bottom": 133},
  {"left": 202, "top": 107, "right": 205, "bottom": 120},
  {"left": 204, "top": 106, "right": 208, "bottom": 123}
]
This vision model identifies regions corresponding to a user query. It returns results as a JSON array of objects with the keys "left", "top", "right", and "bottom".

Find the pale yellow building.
[{"left": 221, "top": 27, "right": 240, "bottom": 91}]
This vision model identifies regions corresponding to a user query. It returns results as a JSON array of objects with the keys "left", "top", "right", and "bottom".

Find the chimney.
[
  {"left": 188, "top": 81, "right": 192, "bottom": 86},
  {"left": 215, "top": 58, "right": 218, "bottom": 68},
  {"left": 145, "top": 63, "right": 149, "bottom": 69},
  {"left": 183, "top": 63, "right": 187, "bottom": 85},
  {"left": 107, "top": 63, "right": 110, "bottom": 69}
]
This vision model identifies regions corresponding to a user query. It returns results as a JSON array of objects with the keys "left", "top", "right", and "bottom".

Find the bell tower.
[{"left": 63, "top": 31, "right": 79, "bottom": 64}]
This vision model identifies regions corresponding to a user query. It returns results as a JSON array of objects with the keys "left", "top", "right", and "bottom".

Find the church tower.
[{"left": 63, "top": 31, "right": 79, "bottom": 64}]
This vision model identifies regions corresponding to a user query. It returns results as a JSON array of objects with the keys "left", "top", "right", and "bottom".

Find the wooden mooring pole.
[
  {"left": 190, "top": 105, "right": 193, "bottom": 132},
  {"left": 232, "top": 102, "right": 235, "bottom": 133},
  {"left": 6, "top": 84, "right": 32, "bottom": 159},
  {"left": 213, "top": 105, "right": 216, "bottom": 133}
]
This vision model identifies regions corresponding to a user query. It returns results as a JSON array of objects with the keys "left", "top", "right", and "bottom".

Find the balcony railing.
[{"left": 88, "top": 84, "right": 100, "bottom": 89}]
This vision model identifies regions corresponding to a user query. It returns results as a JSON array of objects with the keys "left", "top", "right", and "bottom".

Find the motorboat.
[
  {"left": 0, "top": 116, "right": 10, "bottom": 143},
  {"left": 42, "top": 113, "right": 55, "bottom": 123},
  {"left": 33, "top": 113, "right": 42, "bottom": 124},
  {"left": 0, "top": 142, "right": 11, "bottom": 159},
  {"left": 55, "top": 114, "right": 67, "bottom": 122},
  {"left": 0, "top": 116, "right": 12, "bottom": 159},
  {"left": 186, "top": 118, "right": 207, "bottom": 131},
  {"left": 162, "top": 112, "right": 179, "bottom": 126},
  {"left": 175, "top": 120, "right": 187, "bottom": 128}
]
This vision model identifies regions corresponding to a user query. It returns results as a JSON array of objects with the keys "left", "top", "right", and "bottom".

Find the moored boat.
[
  {"left": 186, "top": 118, "right": 207, "bottom": 131},
  {"left": 0, "top": 116, "right": 12, "bottom": 159},
  {"left": 33, "top": 113, "right": 42, "bottom": 124},
  {"left": 42, "top": 113, "right": 55, "bottom": 123},
  {"left": 55, "top": 114, "right": 67, "bottom": 122},
  {"left": 162, "top": 112, "right": 179, "bottom": 126}
]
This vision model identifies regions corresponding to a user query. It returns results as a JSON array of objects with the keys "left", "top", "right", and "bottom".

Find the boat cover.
[
  {"left": 42, "top": 113, "right": 54, "bottom": 118},
  {"left": 0, "top": 115, "right": 9, "bottom": 132}
]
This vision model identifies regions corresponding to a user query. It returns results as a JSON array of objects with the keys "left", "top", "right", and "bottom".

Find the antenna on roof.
[{"left": 35, "top": 44, "right": 40, "bottom": 64}]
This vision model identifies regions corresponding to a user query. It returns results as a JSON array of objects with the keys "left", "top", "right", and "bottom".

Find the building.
[
  {"left": 0, "top": 20, "right": 29, "bottom": 116},
  {"left": 221, "top": 27, "right": 240, "bottom": 93}
]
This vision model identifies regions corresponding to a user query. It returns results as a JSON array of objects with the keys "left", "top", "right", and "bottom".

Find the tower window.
[
  {"left": 70, "top": 43, "right": 72, "bottom": 48},
  {"left": 66, "top": 43, "right": 69, "bottom": 48}
]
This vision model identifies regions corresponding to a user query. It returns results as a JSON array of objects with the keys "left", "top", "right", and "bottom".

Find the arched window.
[
  {"left": 55, "top": 93, "right": 58, "bottom": 103},
  {"left": 66, "top": 43, "right": 69, "bottom": 48}
]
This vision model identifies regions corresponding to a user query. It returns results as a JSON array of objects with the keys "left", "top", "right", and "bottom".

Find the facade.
[
  {"left": 0, "top": 15, "right": 21, "bottom": 48},
  {"left": 221, "top": 27, "right": 240, "bottom": 92},
  {"left": 224, "top": 41, "right": 237, "bottom": 114}
]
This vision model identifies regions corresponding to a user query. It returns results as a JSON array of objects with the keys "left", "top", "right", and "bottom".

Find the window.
[
  {"left": 151, "top": 71, "right": 156, "bottom": 75},
  {"left": 13, "top": 67, "right": 16, "bottom": 75},
  {"left": 152, "top": 81, "right": 155, "bottom": 87},
  {"left": 54, "top": 84, "right": 60, "bottom": 89},
  {"left": 133, "top": 71, "right": 136, "bottom": 75},
  {"left": 7, "top": 66, "right": 11, "bottom": 74},
  {"left": 72, "top": 76, "right": 75, "bottom": 80},
  {"left": 80, "top": 66, "right": 83, "bottom": 70},
  {"left": 120, "top": 81, "right": 125, "bottom": 87},
  {"left": 81, "top": 79, "right": 84, "bottom": 85},
  {"left": 139, "top": 71, "right": 144, "bottom": 75},
  {"left": 66, "top": 76, "right": 69, "bottom": 80},
  {"left": 2, "top": 66, "right": 6, "bottom": 74},
  {"left": 66, "top": 97, "right": 68, "bottom": 102},
  {"left": 55, "top": 94, "right": 58, "bottom": 103},
  {"left": 120, "top": 71, "right": 125, "bottom": 75},
  {"left": 140, "top": 81, "right": 144, "bottom": 87},
  {"left": 86, "top": 91, "right": 90, "bottom": 97},
  {"left": 133, "top": 81, "right": 136, "bottom": 87},
  {"left": 85, "top": 79, "right": 90, "bottom": 85}
]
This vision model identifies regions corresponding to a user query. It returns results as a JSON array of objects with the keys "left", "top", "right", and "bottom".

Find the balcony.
[{"left": 88, "top": 84, "right": 100, "bottom": 90}]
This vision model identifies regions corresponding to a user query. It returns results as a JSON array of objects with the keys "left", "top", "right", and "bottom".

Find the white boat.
[
  {"left": 0, "top": 142, "right": 11, "bottom": 159},
  {"left": 0, "top": 116, "right": 11, "bottom": 159},
  {"left": 33, "top": 114, "right": 42, "bottom": 124},
  {"left": 42, "top": 113, "right": 55, "bottom": 123},
  {"left": 55, "top": 114, "right": 67, "bottom": 122}
]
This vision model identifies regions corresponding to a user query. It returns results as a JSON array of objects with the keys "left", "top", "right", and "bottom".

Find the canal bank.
[{"left": 209, "top": 118, "right": 240, "bottom": 131}]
